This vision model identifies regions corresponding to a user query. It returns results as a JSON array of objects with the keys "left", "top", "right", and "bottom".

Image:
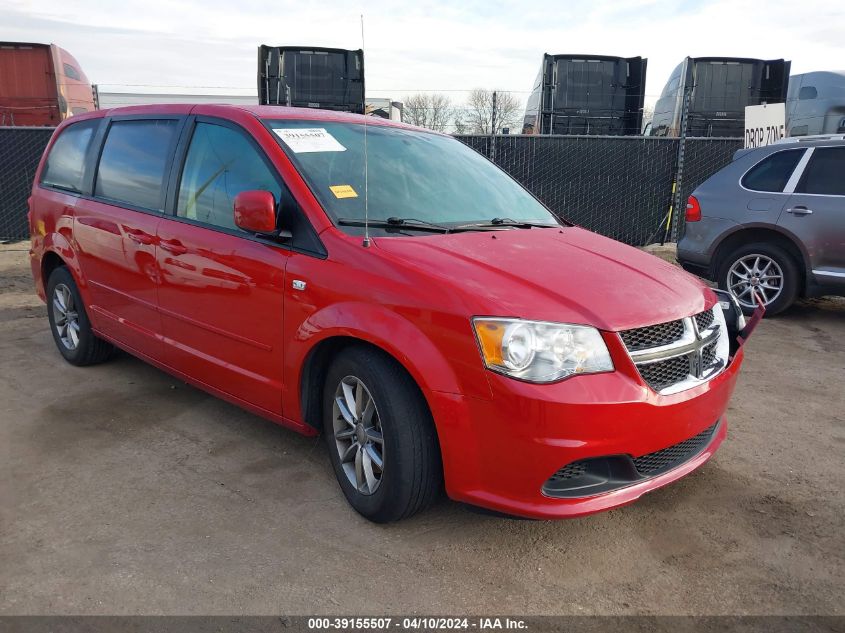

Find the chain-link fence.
[
  {"left": 458, "top": 134, "right": 743, "bottom": 245},
  {"left": 461, "top": 135, "right": 679, "bottom": 245},
  {"left": 677, "top": 138, "right": 746, "bottom": 219},
  {"left": 0, "top": 126, "right": 741, "bottom": 244},
  {"left": 0, "top": 127, "right": 55, "bottom": 241}
]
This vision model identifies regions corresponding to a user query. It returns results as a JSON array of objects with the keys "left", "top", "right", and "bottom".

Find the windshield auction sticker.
[
  {"left": 329, "top": 185, "right": 358, "bottom": 199},
  {"left": 273, "top": 128, "right": 346, "bottom": 153}
]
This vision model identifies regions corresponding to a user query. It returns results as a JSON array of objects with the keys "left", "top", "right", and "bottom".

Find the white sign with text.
[{"left": 744, "top": 103, "right": 786, "bottom": 149}]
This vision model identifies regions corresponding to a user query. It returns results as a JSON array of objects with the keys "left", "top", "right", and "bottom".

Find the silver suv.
[{"left": 677, "top": 135, "right": 845, "bottom": 315}]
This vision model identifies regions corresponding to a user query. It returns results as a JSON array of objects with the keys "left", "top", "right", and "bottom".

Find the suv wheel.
[
  {"left": 718, "top": 242, "right": 799, "bottom": 316},
  {"left": 46, "top": 266, "right": 114, "bottom": 365},
  {"left": 322, "top": 346, "right": 442, "bottom": 522}
]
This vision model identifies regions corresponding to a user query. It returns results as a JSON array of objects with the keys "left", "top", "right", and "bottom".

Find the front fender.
[
  {"left": 285, "top": 301, "right": 491, "bottom": 497},
  {"left": 289, "top": 301, "right": 471, "bottom": 406}
]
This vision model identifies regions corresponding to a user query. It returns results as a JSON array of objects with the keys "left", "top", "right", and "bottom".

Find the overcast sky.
[{"left": 5, "top": 0, "right": 843, "bottom": 107}]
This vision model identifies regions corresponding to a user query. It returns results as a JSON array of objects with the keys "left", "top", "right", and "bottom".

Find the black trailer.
[
  {"left": 649, "top": 57, "right": 791, "bottom": 137},
  {"left": 522, "top": 54, "right": 647, "bottom": 135},
  {"left": 258, "top": 46, "right": 365, "bottom": 114}
]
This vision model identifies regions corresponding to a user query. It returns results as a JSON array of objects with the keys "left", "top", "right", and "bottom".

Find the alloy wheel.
[
  {"left": 52, "top": 283, "right": 80, "bottom": 350},
  {"left": 727, "top": 254, "right": 784, "bottom": 309},
  {"left": 332, "top": 376, "right": 385, "bottom": 495}
]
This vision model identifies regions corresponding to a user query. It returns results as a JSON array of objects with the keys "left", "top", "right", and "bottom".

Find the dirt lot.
[{"left": 1, "top": 243, "right": 843, "bottom": 615}]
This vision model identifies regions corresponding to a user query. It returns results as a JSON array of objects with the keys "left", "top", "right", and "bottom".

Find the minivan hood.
[{"left": 374, "top": 227, "right": 712, "bottom": 332}]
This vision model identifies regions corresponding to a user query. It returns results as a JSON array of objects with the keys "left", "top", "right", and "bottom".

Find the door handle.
[
  {"left": 786, "top": 206, "right": 813, "bottom": 215},
  {"left": 126, "top": 231, "right": 156, "bottom": 245},
  {"left": 159, "top": 239, "right": 188, "bottom": 255}
]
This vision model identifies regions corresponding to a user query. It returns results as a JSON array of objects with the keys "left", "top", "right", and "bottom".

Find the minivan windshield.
[{"left": 265, "top": 119, "right": 558, "bottom": 232}]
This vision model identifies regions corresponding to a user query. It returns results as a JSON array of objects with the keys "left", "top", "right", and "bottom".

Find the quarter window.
[
  {"left": 95, "top": 119, "right": 179, "bottom": 211},
  {"left": 741, "top": 149, "right": 805, "bottom": 193},
  {"left": 63, "top": 63, "right": 81, "bottom": 81},
  {"left": 798, "top": 86, "right": 817, "bottom": 100},
  {"left": 41, "top": 120, "right": 98, "bottom": 193},
  {"left": 177, "top": 122, "right": 281, "bottom": 231},
  {"left": 796, "top": 147, "right": 845, "bottom": 196}
]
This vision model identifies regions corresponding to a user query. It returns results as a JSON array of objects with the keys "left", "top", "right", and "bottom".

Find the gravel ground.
[{"left": 1, "top": 243, "right": 843, "bottom": 615}]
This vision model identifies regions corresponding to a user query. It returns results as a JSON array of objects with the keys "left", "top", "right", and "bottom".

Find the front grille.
[
  {"left": 633, "top": 423, "right": 718, "bottom": 476},
  {"left": 638, "top": 355, "right": 691, "bottom": 392},
  {"left": 541, "top": 421, "right": 721, "bottom": 498},
  {"left": 547, "top": 461, "right": 587, "bottom": 483},
  {"left": 620, "top": 308, "right": 726, "bottom": 394},
  {"left": 694, "top": 310, "right": 715, "bottom": 332},
  {"left": 620, "top": 319, "right": 684, "bottom": 351}
]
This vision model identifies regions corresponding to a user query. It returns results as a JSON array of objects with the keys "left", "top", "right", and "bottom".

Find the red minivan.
[{"left": 29, "top": 104, "right": 758, "bottom": 522}]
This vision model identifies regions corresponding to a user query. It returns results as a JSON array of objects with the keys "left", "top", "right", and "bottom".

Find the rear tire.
[
  {"left": 322, "top": 346, "right": 442, "bottom": 523},
  {"left": 46, "top": 266, "right": 114, "bottom": 366},
  {"left": 717, "top": 242, "right": 799, "bottom": 316}
]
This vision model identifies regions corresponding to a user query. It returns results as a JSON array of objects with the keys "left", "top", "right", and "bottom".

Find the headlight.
[{"left": 472, "top": 318, "right": 614, "bottom": 383}]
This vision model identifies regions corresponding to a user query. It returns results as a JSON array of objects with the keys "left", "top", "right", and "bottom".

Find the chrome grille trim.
[
  {"left": 694, "top": 310, "right": 715, "bottom": 332},
  {"left": 619, "top": 307, "right": 728, "bottom": 395}
]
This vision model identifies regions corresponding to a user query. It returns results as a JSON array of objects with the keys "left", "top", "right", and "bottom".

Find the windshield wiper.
[
  {"left": 492, "top": 217, "right": 559, "bottom": 227},
  {"left": 337, "top": 216, "right": 559, "bottom": 234},
  {"left": 337, "top": 217, "right": 451, "bottom": 233},
  {"left": 451, "top": 217, "right": 560, "bottom": 231}
]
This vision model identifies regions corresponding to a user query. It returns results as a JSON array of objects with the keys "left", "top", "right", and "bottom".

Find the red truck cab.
[
  {"left": 0, "top": 42, "right": 96, "bottom": 126},
  {"left": 28, "top": 104, "right": 757, "bottom": 522}
]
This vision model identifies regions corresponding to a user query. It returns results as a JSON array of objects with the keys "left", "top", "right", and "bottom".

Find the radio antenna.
[{"left": 360, "top": 14, "right": 371, "bottom": 248}]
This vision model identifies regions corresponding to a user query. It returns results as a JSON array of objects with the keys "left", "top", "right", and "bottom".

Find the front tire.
[
  {"left": 46, "top": 266, "right": 114, "bottom": 366},
  {"left": 717, "top": 242, "right": 799, "bottom": 316},
  {"left": 322, "top": 346, "right": 442, "bottom": 522}
]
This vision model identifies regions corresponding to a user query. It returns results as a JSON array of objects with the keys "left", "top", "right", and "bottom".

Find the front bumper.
[{"left": 428, "top": 341, "right": 745, "bottom": 520}]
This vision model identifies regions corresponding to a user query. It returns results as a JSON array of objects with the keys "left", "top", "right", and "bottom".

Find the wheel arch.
[
  {"left": 299, "top": 335, "right": 363, "bottom": 432},
  {"left": 39, "top": 232, "right": 87, "bottom": 295},
  {"left": 291, "top": 304, "right": 470, "bottom": 433},
  {"left": 298, "top": 332, "right": 456, "bottom": 434},
  {"left": 41, "top": 250, "right": 66, "bottom": 288},
  {"left": 711, "top": 225, "right": 809, "bottom": 293}
]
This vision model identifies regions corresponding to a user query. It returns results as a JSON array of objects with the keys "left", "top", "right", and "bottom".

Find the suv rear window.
[
  {"left": 41, "top": 120, "right": 98, "bottom": 193},
  {"left": 94, "top": 119, "right": 179, "bottom": 211},
  {"left": 797, "top": 147, "right": 845, "bottom": 195},
  {"left": 741, "top": 149, "right": 805, "bottom": 192}
]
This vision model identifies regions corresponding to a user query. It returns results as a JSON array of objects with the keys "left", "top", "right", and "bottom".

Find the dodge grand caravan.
[{"left": 29, "top": 105, "right": 760, "bottom": 522}]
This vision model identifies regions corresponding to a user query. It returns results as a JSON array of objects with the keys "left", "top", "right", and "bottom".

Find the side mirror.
[{"left": 233, "top": 190, "right": 277, "bottom": 234}]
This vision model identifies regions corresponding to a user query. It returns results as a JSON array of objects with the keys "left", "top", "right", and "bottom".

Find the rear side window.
[
  {"left": 741, "top": 149, "right": 805, "bottom": 192},
  {"left": 95, "top": 119, "right": 179, "bottom": 211},
  {"left": 41, "top": 120, "right": 98, "bottom": 193},
  {"left": 797, "top": 147, "right": 845, "bottom": 196},
  {"left": 177, "top": 122, "right": 281, "bottom": 231}
]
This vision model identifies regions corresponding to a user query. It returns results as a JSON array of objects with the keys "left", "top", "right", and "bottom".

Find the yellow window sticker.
[{"left": 329, "top": 185, "right": 359, "bottom": 199}]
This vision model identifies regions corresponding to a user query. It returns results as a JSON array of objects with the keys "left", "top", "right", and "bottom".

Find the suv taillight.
[{"left": 685, "top": 195, "right": 701, "bottom": 222}]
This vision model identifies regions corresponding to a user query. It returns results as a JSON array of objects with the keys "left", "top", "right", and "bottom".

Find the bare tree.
[
  {"left": 402, "top": 93, "right": 454, "bottom": 132},
  {"left": 452, "top": 110, "right": 467, "bottom": 135},
  {"left": 641, "top": 102, "right": 655, "bottom": 134},
  {"left": 463, "top": 89, "right": 522, "bottom": 134}
]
